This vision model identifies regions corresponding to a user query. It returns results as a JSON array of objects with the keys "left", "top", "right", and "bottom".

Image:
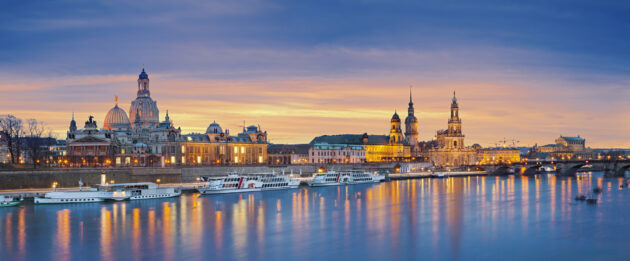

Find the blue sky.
[{"left": 1, "top": 0, "right": 629, "bottom": 146}]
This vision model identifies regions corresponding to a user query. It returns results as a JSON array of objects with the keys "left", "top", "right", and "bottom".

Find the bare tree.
[
  {"left": 24, "top": 119, "right": 49, "bottom": 168},
  {"left": 0, "top": 115, "right": 23, "bottom": 164}
]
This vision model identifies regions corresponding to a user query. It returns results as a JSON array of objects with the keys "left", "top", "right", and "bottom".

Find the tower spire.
[
  {"left": 115, "top": 95, "right": 118, "bottom": 106},
  {"left": 409, "top": 86, "right": 413, "bottom": 104}
]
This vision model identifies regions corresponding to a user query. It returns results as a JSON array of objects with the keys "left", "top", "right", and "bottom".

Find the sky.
[{"left": 1, "top": 0, "right": 629, "bottom": 147}]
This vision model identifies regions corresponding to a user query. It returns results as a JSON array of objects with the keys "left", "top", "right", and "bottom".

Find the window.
[
  {"left": 234, "top": 147, "right": 238, "bottom": 154},
  {"left": 234, "top": 156, "right": 239, "bottom": 163}
]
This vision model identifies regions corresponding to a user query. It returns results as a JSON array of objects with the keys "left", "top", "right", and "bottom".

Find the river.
[{"left": 1, "top": 172, "right": 629, "bottom": 261}]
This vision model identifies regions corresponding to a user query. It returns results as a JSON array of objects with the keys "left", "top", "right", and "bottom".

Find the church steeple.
[
  {"left": 137, "top": 67, "right": 150, "bottom": 97},
  {"left": 69, "top": 112, "right": 77, "bottom": 132}
]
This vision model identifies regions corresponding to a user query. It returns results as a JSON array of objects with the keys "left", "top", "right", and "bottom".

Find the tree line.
[{"left": 0, "top": 114, "right": 54, "bottom": 168}]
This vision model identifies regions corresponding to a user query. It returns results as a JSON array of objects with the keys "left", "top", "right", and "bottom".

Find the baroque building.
[
  {"left": 404, "top": 89, "right": 420, "bottom": 156},
  {"left": 428, "top": 92, "right": 477, "bottom": 167},
  {"left": 310, "top": 111, "right": 411, "bottom": 162},
  {"left": 531, "top": 135, "right": 595, "bottom": 160},
  {"left": 181, "top": 123, "right": 268, "bottom": 165},
  {"left": 66, "top": 68, "right": 268, "bottom": 167}
]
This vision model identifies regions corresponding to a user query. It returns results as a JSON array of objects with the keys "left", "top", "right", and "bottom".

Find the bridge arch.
[{"left": 613, "top": 163, "right": 630, "bottom": 177}]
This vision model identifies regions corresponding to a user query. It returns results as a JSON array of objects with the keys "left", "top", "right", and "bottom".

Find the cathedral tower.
[
  {"left": 446, "top": 91, "right": 464, "bottom": 149},
  {"left": 129, "top": 67, "right": 160, "bottom": 128},
  {"left": 404, "top": 88, "right": 419, "bottom": 148},
  {"left": 389, "top": 111, "right": 403, "bottom": 145}
]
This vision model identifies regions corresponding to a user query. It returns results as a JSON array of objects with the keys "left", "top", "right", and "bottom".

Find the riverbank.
[{"left": 0, "top": 163, "right": 398, "bottom": 189}]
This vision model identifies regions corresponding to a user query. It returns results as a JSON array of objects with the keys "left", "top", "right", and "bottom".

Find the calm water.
[{"left": 1, "top": 173, "right": 629, "bottom": 261}]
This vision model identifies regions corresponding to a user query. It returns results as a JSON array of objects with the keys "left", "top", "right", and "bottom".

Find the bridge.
[{"left": 476, "top": 159, "right": 630, "bottom": 177}]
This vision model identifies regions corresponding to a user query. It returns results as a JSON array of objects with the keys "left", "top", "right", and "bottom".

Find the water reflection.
[{"left": 0, "top": 172, "right": 629, "bottom": 261}]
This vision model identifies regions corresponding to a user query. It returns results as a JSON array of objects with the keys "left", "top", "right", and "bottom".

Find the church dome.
[
  {"left": 129, "top": 97, "right": 159, "bottom": 125},
  {"left": 206, "top": 121, "right": 223, "bottom": 134},
  {"left": 129, "top": 67, "right": 159, "bottom": 127},
  {"left": 391, "top": 112, "right": 401, "bottom": 122},
  {"left": 405, "top": 114, "right": 417, "bottom": 124},
  {"left": 103, "top": 103, "right": 130, "bottom": 130}
]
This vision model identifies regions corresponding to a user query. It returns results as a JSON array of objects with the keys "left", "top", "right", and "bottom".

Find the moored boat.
[
  {"left": 0, "top": 195, "right": 22, "bottom": 207},
  {"left": 307, "top": 170, "right": 384, "bottom": 187},
  {"left": 34, "top": 189, "right": 128, "bottom": 204},
  {"left": 97, "top": 182, "right": 181, "bottom": 200},
  {"left": 197, "top": 174, "right": 300, "bottom": 195}
]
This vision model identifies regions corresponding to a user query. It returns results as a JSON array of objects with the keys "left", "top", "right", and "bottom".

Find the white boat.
[
  {"left": 308, "top": 170, "right": 384, "bottom": 187},
  {"left": 0, "top": 195, "right": 21, "bottom": 207},
  {"left": 34, "top": 188, "right": 128, "bottom": 204},
  {"left": 197, "top": 174, "right": 300, "bottom": 195},
  {"left": 97, "top": 182, "right": 181, "bottom": 200}
]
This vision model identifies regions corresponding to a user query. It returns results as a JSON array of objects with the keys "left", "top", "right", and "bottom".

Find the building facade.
[
  {"left": 181, "top": 124, "right": 268, "bottom": 165},
  {"left": 531, "top": 135, "right": 595, "bottom": 160},
  {"left": 404, "top": 90, "right": 420, "bottom": 156},
  {"left": 66, "top": 68, "right": 268, "bottom": 167},
  {"left": 268, "top": 144, "right": 310, "bottom": 165},
  {"left": 309, "top": 143, "right": 366, "bottom": 164},
  {"left": 477, "top": 147, "right": 521, "bottom": 165},
  {"left": 428, "top": 92, "right": 477, "bottom": 167}
]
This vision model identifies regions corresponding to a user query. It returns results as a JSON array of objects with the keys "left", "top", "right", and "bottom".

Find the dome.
[
  {"left": 405, "top": 114, "right": 417, "bottom": 124},
  {"left": 391, "top": 112, "right": 400, "bottom": 122},
  {"left": 129, "top": 97, "right": 159, "bottom": 126},
  {"left": 206, "top": 121, "right": 223, "bottom": 134},
  {"left": 103, "top": 104, "right": 130, "bottom": 130},
  {"left": 139, "top": 68, "right": 148, "bottom": 79}
]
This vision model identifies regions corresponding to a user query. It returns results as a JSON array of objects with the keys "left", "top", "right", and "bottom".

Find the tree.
[
  {"left": 0, "top": 115, "right": 23, "bottom": 164},
  {"left": 24, "top": 119, "right": 50, "bottom": 168}
]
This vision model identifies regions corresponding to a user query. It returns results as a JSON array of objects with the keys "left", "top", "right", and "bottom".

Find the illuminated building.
[
  {"left": 309, "top": 143, "right": 365, "bottom": 164},
  {"left": 531, "top": 135, "right": 595, "bottom": 160},
  {"left": 66, "top": 116, "right": 117, "bottom": 166},
  {"left": 404, "top": 89, "right": 420, "bottom": 156},
  {"left": 309, "top": 112, "right": 411, "bottom": 162},
  {"left": 67, "top": 68, "right": 182, "bottom": 167},
  {"left": 268, "top": 144, "right": 310, "bottom": 165},
  {"left": 477, "top": 147, "right": 521, "bottom": 165},
  {"left": 428, "top": 92, "right": 477, "bottom": 167},
  {"left": 181, "top": 123, "right": 268, "bottom": 165}
]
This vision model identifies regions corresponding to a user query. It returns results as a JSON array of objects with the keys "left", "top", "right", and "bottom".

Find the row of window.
[
  {"left": 263, "top": 183, "right": 288, "bottom": 188},
  {"left": 312, "top": 151, "right": 365, "bottom": 156}
]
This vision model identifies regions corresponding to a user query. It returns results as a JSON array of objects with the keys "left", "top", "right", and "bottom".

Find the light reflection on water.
[{"left": 1, "top": 172, "right": 629, "bottom": 261}]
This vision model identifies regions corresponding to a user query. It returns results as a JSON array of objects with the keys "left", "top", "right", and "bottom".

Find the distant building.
[
  {"left": 428, "top": 92, "right": 477, "bottom": 167},
  {"left": 477, "top": 147, "right": 521, "bottom": 165},
  {"left": 310, "top": 122, "right": 411, "bottom": 163},
  {"left": 309, "top": 143, "right": 366, "bottom": 164},
  {"left": 532, "top": 135, "right": 595, "bottom": 160},
  {"left": 66, "top": 68, "right": 268, "bottom": 167},
  {"left": 66, "top": 116, "right": 117, "bottom": 166},
  {"left": 268, "top": 144, "right": 310, "bottom": 165},
  {"left": 181, "top": 123, "right": 268, "bottom": 165},
  {"left": 404, "top": 89, "right": 420, "bottom": 156}
]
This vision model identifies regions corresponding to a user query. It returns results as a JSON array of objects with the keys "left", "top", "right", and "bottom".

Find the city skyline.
[{"left": 2, "top": 1, "right": 629, "bottom": 147}]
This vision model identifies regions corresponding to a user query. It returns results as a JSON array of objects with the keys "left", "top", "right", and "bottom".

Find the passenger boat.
[
  {"left": 197, "top": 174, "right": 300, "bottom": 195},
  {"left": 0, "top": 195, "right": 22, "bottom": 207},
  {"left": 307, "top": 170, "right": 384, "bottom": 187},
  {"left": 96, "top": 182, "right": 181, "bottom": 200},
  {"left": 34, "top": 189, "right": 128, "bottom": 204}
]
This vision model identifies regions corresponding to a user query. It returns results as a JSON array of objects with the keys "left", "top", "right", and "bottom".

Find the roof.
[
  {"left": 312, "top": 143, "right": 365, "bottom": 150},
  {"left": 268, "top": 144, "right": 311, "bottom": 154},
  {"left": 559, "top": 136, "right": 585, "bottom": 142},
  {"left": 309, "top": 134, "right": 390, "bottom": 145}
]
